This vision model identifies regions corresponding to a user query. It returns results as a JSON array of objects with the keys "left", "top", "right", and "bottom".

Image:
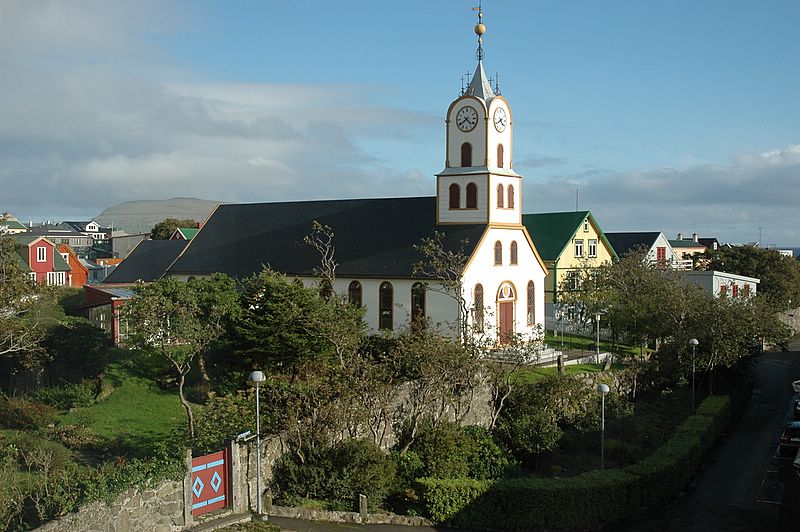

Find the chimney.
[
  {"left": 677, "top": 232, "right": 682, "bottom": 240},
  {"left": 692, "top": 233, "right": 698, "bottom": 242}
]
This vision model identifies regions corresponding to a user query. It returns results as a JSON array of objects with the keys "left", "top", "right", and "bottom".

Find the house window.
[
  {"left": 379, "top": 282, "right": 393, "bottom": 330},
  {"left": 507, "top": 184, "right": 514, "bottom": 209},
  {"left": 732, "top": 284, "right": 739, "bottom": 298},
  {"left": 461, "top": 142, "right": 472, "bottom": 167},
  {"left": 497, "top": 184, "right": 504, "bottom": 208},
  {"left": 46, "top": 271, "right": 56, "bottom": 285},
  {"left": 583, "top": 220, "right": 590, "bottom": 232},
  {"left": 466, "top": 183, "right": 477, "bottom": 208},
  {"left": 348, "top": 281, "right": 362, "bottom": 307},
  {"left": 411, "top": 282, "right": 426, "bottom": 327},
  {"left": 574, "top": 239, "right": 584, "bottom": 258},
  {"left": 588, "top": 239, "right": 597, "bottom": 258},
  {"left": 449, "top": 183, "right": 460, "bottom": 209},
  {"left": 719, "top": 285, "right": 728, "bottom": 297},
  {"left": 656, "top": 246, "right": 666, "bottom": 268},
  {"left": 474, "top": 284, "right": 484, "bottom": 333},
  {"left": 527, "top": 281, "right": 535, "bottom": 326},
  {"left": 510, "top": 241, "right": 518, "bottom": 265},
  {"left": 60, "top": 252, "right": 69, "bottom": 262},
  {"left": 743, "top": 284, "right": 751, "bottom": 298},
  {"left": 28, "top": 272, "right": 37, "bottom": 281},
  {"left": 497, "top": 144, "right": 504, "bottom": 168},
  {"left": 57, "top": 271, "right": 65, "bottom": 286},
  {"left": 567, "top": 270, "right": 580, "bottom": 291},
  {"left": 36, "top": 246, "right": 46, "bottom": 262},
  {"left": 494, "top": 241, "right": 503, "bottom": 265}
]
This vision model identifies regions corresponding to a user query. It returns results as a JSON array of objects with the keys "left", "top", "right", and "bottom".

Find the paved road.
[{"left": 621, "top": 342, "right": 800, "bottom": 532}]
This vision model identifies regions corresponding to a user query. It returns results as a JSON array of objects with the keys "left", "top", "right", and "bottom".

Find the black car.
[{"left": 779, "top": 420, "right": 800, "bottom": 455}]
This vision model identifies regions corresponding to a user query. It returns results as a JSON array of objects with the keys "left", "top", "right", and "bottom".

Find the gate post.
[
  {"left": 182, "top": 448, "right": 194, "bottom": 528},
  {"left": 228, "top": 439, "right": 246, "bottom": 513}
]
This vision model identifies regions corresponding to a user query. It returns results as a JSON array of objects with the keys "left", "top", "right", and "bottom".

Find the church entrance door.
[{"left": 497, "top": 282, "right": 516, "bottom": 344}]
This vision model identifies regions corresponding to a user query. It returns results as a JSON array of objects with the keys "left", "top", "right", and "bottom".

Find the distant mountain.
[{"left": 95, "top": 198, "right": 221, "bottom": 234}]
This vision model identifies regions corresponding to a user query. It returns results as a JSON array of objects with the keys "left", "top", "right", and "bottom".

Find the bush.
[
  {"left": 0, "top": 395, "right": 58, "bottom": 429},
  {"left": 42, "top": 316, "right": 111, "bottom": 380},
  {"left": 10, "top": 433, "right": 73, "bottom": 474},
  {"left": 274, "top": 439, "right": 395, "bottom": 511},
  {"left": 47, "top": 424, "right": 100, "bottom": 450},
  {"left": 32, "top": 379, "right": 97, "bottom": 410}
]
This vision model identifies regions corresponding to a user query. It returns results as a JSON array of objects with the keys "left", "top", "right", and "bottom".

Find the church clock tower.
[{"left": 436, "top": 6, "right": 523, "bottom": 226}]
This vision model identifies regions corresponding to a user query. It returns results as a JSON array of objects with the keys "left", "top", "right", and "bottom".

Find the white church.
[{"left": 162, "top": 9, "right": 548, "bottom": 344}]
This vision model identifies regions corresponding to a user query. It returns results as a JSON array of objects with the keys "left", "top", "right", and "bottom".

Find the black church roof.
[
  {"left": 167, "top": 196, "right": 487, "bottom": 280},
  {"left": 103, "top": 240, "right": 187, "bottom": 284}
]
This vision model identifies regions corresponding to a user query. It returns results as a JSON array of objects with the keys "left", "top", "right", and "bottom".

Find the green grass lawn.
[
  {"left": 60, "top": 348, "right": 185, "bottom": 456},
  {"left": 513, "top": 363, "right": 607, "bottom": 384},
  {"left": 545, "top": 330, "right": 652, "bottom": 359}
]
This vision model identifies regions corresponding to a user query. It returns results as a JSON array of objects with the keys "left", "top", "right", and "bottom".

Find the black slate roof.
[
  {"left": 103, "top": 240, "right": 187, "bottom": 283},
  {"left": 167, "top": 197, "right": 487, "bottom": 279},
  {"left": 604, "top": 232, "right": 661, "bottom": 257}
]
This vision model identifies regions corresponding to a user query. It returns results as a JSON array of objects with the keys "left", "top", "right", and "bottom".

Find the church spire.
[{"left": 466, "top": 2, "right": 495, "bottom": 102}]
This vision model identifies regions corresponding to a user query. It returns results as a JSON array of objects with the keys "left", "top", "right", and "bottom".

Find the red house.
[
  {"left": 14, "top": 235, "right": 71, "bottom": 286},
  {"left": 58, "top": 244, "right": 89, "bottom": 287},
  {"left": 83, "top": 285, "right": 135, "bottom": 345}
]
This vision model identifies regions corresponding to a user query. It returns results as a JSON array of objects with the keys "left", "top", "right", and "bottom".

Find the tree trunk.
[
  {"left": 177, "top": 370, "right": 195, "bottom": 439},
  {"left": 197, "top": 353, "right": 211, "bottom": 386}
]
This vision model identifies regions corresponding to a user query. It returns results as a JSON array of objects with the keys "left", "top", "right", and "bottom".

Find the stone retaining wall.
[{"left": 268, "top": 504, "right": 433, "bottom": 527}]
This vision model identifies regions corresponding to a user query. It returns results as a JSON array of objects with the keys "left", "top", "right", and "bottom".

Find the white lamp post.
[
  {"left": 688, "top": 339, "right": 699, "bottom": 413},
  {"left": 595, "top": 312, "right": 601, "bottom": 364},
  {"left": 597, "top": 383, "right": 610, "bottom": 469},
  {"left": 248, "top": 370, "right": 266, "bottom": 514}
]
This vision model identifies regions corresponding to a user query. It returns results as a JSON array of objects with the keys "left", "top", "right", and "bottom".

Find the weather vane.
[{"left": 472, "top": 1, "right": 486, "bottom": 62}]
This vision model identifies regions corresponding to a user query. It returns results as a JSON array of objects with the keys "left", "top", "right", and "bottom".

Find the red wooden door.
[
  {"left": 191, "top": 449, "right": 229, "bottom": 516},
  {"left": 499, "top": 301, "right": 514, "bottom": 344}
]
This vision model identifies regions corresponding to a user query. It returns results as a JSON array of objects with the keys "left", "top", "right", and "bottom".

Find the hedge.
[{"left": 418, "top": 395, "right": 732, "bottom": 530}]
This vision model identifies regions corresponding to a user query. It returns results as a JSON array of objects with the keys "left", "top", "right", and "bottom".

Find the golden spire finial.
[{"left": 472, "top": 1, "right": 485, "bottom": 61}]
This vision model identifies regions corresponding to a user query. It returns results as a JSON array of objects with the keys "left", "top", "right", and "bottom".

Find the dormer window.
[
  {"left": 466, "top": 183, "right": 477, "bottom": 209},
  {"left": 497, "top": 184, "right": 504, "bottom": 208},
  {"left": 449, "top": 183, "right": 461, "bottom": 209},
  {"left": 36, "top": 246, "right": 46, "bottom": 262},
  {"left": 460, "top": 142, "right": 472, "bottom": 167},
  {"left": 497, "top": 144, "right": 504, "bottom": 168}
]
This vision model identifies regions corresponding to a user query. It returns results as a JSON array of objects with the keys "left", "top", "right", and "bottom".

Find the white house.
[
  {"left": 162, "top": 12, "right": 547, "bottom": 343},
  {"left": 678, "top": 270, "right": 759, "bottom": 299}
]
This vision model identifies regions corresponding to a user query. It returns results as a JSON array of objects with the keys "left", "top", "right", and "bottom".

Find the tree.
[
  {"left": 0, "top": 233, "right": 45, "bottom": 363},
  {"left": 123, "top": 277, "right": 234, "bottom": 438},
  {"left": 149, "top": 218, "right": 198, "bottom": 240},
  {"left": 704, "top": 245, "right": 800, "bottom": 311}
]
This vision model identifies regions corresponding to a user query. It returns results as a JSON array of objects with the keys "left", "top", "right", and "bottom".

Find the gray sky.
[{"left": 1, "top": 1, "right": 798, "bottom": 246}]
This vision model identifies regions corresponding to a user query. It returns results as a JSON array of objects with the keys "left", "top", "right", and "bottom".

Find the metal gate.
[{"left": 191, "top": 449, "right": 229, "bottom": 516}]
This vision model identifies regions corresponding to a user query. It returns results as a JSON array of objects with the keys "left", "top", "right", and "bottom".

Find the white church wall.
[
  {"left": 487, "top": 175, "right": 523, "bottom": 225},
  {"left": 447, "top": 97, "right": 488, "bottom": 168}
]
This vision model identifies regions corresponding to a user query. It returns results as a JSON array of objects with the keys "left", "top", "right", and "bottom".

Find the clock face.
[
  {"left": 493, "top": 107, "right": 508, "bottom": 132},
  {"left": 456, "top": 106, "right": 478, "bottom": 132}
]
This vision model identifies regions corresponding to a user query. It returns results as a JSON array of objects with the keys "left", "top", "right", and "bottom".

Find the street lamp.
[
  {"left": 595, "top": 312, "right": 601, "bottom": 364},
  {"left": 597, "top": 383, "right": 610, "bottom": 469},
  {"left": 688, "top": 339, "right": 699, "bottom": 413},
  {"left": 248, "top": 370, "right": 266, "bottom": 514}
]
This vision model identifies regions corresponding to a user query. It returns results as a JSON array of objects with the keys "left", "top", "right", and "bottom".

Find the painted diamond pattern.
[
  {"left": 210, "top": 471, "right": 222, "bottom": 492},
  {"left": 192, "top": 477, "right": 204, "bottom": 498}
]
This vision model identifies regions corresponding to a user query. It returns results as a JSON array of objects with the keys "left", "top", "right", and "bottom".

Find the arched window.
[
  {"left": 379, "top": 282, "right": 393, "bottom": 330},
  {"left": 449, "top": 183, "right": 460, "bottom": 209},
  {"left": 527, "top": 281, "right": 535, "bottom": 326},
  {"left": 460, "top": 142, "right": 472, "bottom": 167},
  {"left": 411, "top": 282, "right": 426, "bottom": 329},
  {"left": 508, "top": 184, "right": 515, "bottom": 209},
  {"left": 348, "top": 281, "right": 362, "bottom": 307},
  {"left": 494, "top": 241, "right": 502, "bottom": 265},
  {"left": 497, "top": 184, "right": 504, "bottom": 208},
  {"left": 474, "top": 284, "right": 484, "bottom": 333},
  {"left": 510, "top": 241, "right": 518, "bottom": 265},
  {"left": 466, "top": 183, "right": 477, "bottom": 209},
  {"left": 497, "top": 144, "right": 504, "bottom": 168}
]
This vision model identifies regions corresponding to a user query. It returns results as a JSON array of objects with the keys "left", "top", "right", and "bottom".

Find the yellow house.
[{"left": 522, "top": 211, "right": 617, "bottom": 322}]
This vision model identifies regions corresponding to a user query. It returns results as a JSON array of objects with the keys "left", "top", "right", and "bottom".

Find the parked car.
[{"left": 779, "top": 420, "right": 800, "bottom": 455}]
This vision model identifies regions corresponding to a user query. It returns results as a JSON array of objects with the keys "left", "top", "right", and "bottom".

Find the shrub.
[
  {"left": 0, "top": 395, "right": 58, "bottom": 429},
  {"left": 462, "top": 426, "right": 514, "bottom": 480},
  {"left": 273, "top": 439, "right": 395, "bottom": 511},
  {"left": 47, "top": 424, "right": 100, "bottom": 450},
  {"left": 32, "top": 379, "right": 97, "bottom": 410},
  {"left": 42, "top": 316, "right": 111, "bottom": 380}
]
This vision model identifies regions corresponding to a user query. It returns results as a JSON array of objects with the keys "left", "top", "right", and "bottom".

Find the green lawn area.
[
  {"left": 545, "top": 330, "right": 651, "bottom": 359},
  {"left": 60, "top": 348, "right": 185, "bottom": 456},
  {"left": 513, "top": 363, "right": 607, "bottom": 384}
]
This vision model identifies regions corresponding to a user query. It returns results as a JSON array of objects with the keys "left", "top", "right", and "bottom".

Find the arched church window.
[
  {"left": 348, "top": 281, "right": 362, "bottom": 307},
  {"left": 497, "top": 184, "right": 504, "bottom": 208},
  {"left": 510, "top": 241, "right": 518, "bottom": 265},
  {"left": 474, "top": 284, "right": 484, "bottom": 332},
  {"left": 497, "top": 144, "right": 504, "bottom": 168},
  {"left": 461, "top": 142, "right": 472, "bottom": 167},
  {"left": 411, "top": 282, "right": 426, "bottom": 329},
  {"left": 508, "top": 184, "right": 515, "bottom": 209},
  {"left": 379, "top": 282, "right": 393, "bottom": 330},
  {"left": 449, "top": 183, "right": 460, "bottom": 209},
  {"left": 527, "top": 281, "right": 535, "bottom": 326},
  {"left": 320, "top": 279, "right": 332, "bottom": 300},
  {"left": 494, "top": 241, "right": 502, "bottom": 265},
  {"left": 466, "top": 183, "right": 477, "bottom": 209}
]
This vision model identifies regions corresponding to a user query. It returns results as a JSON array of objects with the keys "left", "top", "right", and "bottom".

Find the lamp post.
[
  {"left": 248, "top": 370, "right": 266, "bottom": 514},
  {"left": 597, "top": 383, "right": 610, "bottom": 469},
  {"left": 688, "top": 339, "right": 699, "bottom": 413}
]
